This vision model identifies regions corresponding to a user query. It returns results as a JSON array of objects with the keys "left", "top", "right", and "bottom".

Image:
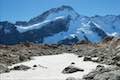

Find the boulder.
[
  {"left": 83, "top": 65, "right": 107, "bottom": 80},
  {"left": 112, "top": 56, "right": 120, "bottom": 61},
  {"left": 19, "top": 54, "right": 30, "bottom": 62},
  {"left": 78, "top": 55, "right": 83, "bottom": 58},
  {"left": 116, "top": 61, "right": 120, "bottom": 67},
  {"left": 62, "top": 65, "right": 84, "bottom": 74},
  {"left": 83, "top": 56, "right": 92, "bottom": 61},
  {"left": 71, "top": 62, "right": 75, "bottom": 65},
  {"left": 11, "top": 65, "right": 31, "bottom": 71},
  {"left": 33, "top": 65, "right": 37, "bottom": 67}
]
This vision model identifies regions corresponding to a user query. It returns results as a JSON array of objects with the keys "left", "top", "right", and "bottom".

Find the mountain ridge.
[{"left": 0, "top": 5, "right": 120, "bottom": 45}]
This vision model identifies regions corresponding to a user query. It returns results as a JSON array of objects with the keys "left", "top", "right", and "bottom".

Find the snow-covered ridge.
[{"left": 16, "top": 16, "right": 65, "bottom": 33}]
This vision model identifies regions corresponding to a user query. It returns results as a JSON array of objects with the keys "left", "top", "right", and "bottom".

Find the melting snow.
[{"left": 1, "top": 53, "right": 108, "bottom": 80}]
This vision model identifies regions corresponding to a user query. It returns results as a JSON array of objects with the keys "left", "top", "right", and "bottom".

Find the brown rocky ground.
[{"left": 0, "top": 38, "right": 120, "bottom": 66}]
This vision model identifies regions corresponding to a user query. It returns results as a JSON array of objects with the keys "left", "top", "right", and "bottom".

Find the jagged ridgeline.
[{"left": 0, "top": 5, "right": 120, "bottom": 45}]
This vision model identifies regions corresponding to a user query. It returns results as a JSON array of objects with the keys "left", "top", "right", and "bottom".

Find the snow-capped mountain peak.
[
  {"left": 0, "top": 5, "right": 120, "bottom": 45},
  {"left": 28, "top": 5, "right": 79, "bottom": 25}
]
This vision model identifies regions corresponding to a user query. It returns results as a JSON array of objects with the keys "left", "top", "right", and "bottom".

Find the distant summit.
[
  {"left": 0, "top": 5, "right": 120, "bottom": 45},
  {"left": 28, "top": 5, "right": 78, "bottom": 25}
]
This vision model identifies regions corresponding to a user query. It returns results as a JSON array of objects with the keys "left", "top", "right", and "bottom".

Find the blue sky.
[{"left": 0, "top": 0, "right": 120, "bottom": 22}]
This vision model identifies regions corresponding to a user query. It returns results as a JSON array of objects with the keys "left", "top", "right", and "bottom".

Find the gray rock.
[
  {"left": 112, "top": 56, "right": 120, "bottom": 61},
  {"left": 116, "top": 61, "right": 120, "bottom": 67},
  {"left": 33, "top": 65, "right": 37, "bottom": 67},
  {"left": 83, "top": 71, "right": 97, "bottom": 80},
  {"left": 83, "top": 56, "right": 92, "bottom": 61},
  {"left": 19, "top": 54, "right": 29, "bottom": 62},
  {"left": 62, "top": 65, "right": 84, "bottom": 74},
  {"left": 0, "top": 63, "right": 10, "bottom": 73},
  {"left": 94, "top": 70, "right": 120, "bottom": 80},
  {"left": 11, "top": 65, "right": 31, "bottom": 71},
  {"left": 66, "top": 77, "right": 82, "bottom": 80},
  {"left": 66, "top": 77, "right": 77, "bottom": 80},
  {"left": 71, "top": 62, "right": 75, "bottom": 65},
  {"left": 95, "top": 56, "right": 105, "bottom": 62},
  {"left": 78, "top": 55, "right": 83, "bottom": 58},
  {"left": 83, "top": 65, "right": 120, "bottom": 80}
]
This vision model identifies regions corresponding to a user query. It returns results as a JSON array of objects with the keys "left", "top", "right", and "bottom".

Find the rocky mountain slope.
[
  {"left": 0, "top": 38, "right": 120, "bottom": 80},
  {"left": 0, "top": 37, "right": 120, "bottom": 66},
  {"left": 0, "top": 5, "right": 120, "bottom": 45}
]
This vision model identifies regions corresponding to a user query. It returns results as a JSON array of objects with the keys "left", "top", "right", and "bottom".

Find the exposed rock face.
[
  {"left": 15, "top": 21, "right": 28, "bottom": 26},
  {"left": 62, "top": 65, "right": 84, "bottom": 74},
  {"left": 0, "top": 16, "right": 70, "bottom": 45},
  {"left": 28, "top": 5, "right": 75, "bottom": 25},
  {"left": 0, "top": 21, "right": 21, "bottom": 45},
  {"left": 102, "top": 36, "right": 114, "bottom": 43},
  {"left": 89, "top": 22, "right": 107, "bottom": 39},
  {"left": 58, "top": 36, "right": 79, "bottom": 45}
]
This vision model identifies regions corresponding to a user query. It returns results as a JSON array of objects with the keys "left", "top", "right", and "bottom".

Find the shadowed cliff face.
[
  {"left": 0, "top": 16, "right": 70, "bottom": 45},
  {"left": 28, "top": 5, "right": 76, "bottom": 25},
  {"left": 0, "top": 21, "right": 21, "bottom": 45},
  {"left": 21, "top": 17, "right": 70, "bottom": 43}
]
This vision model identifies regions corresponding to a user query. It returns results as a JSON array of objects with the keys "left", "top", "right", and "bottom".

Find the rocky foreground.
[{"left": 0, "top": 38, "right": 120, "bottom": 80}]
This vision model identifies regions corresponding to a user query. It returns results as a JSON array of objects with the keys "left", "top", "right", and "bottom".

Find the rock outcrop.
[{"left": 62, "top": 65, "right": 84, "bottom": 74}]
